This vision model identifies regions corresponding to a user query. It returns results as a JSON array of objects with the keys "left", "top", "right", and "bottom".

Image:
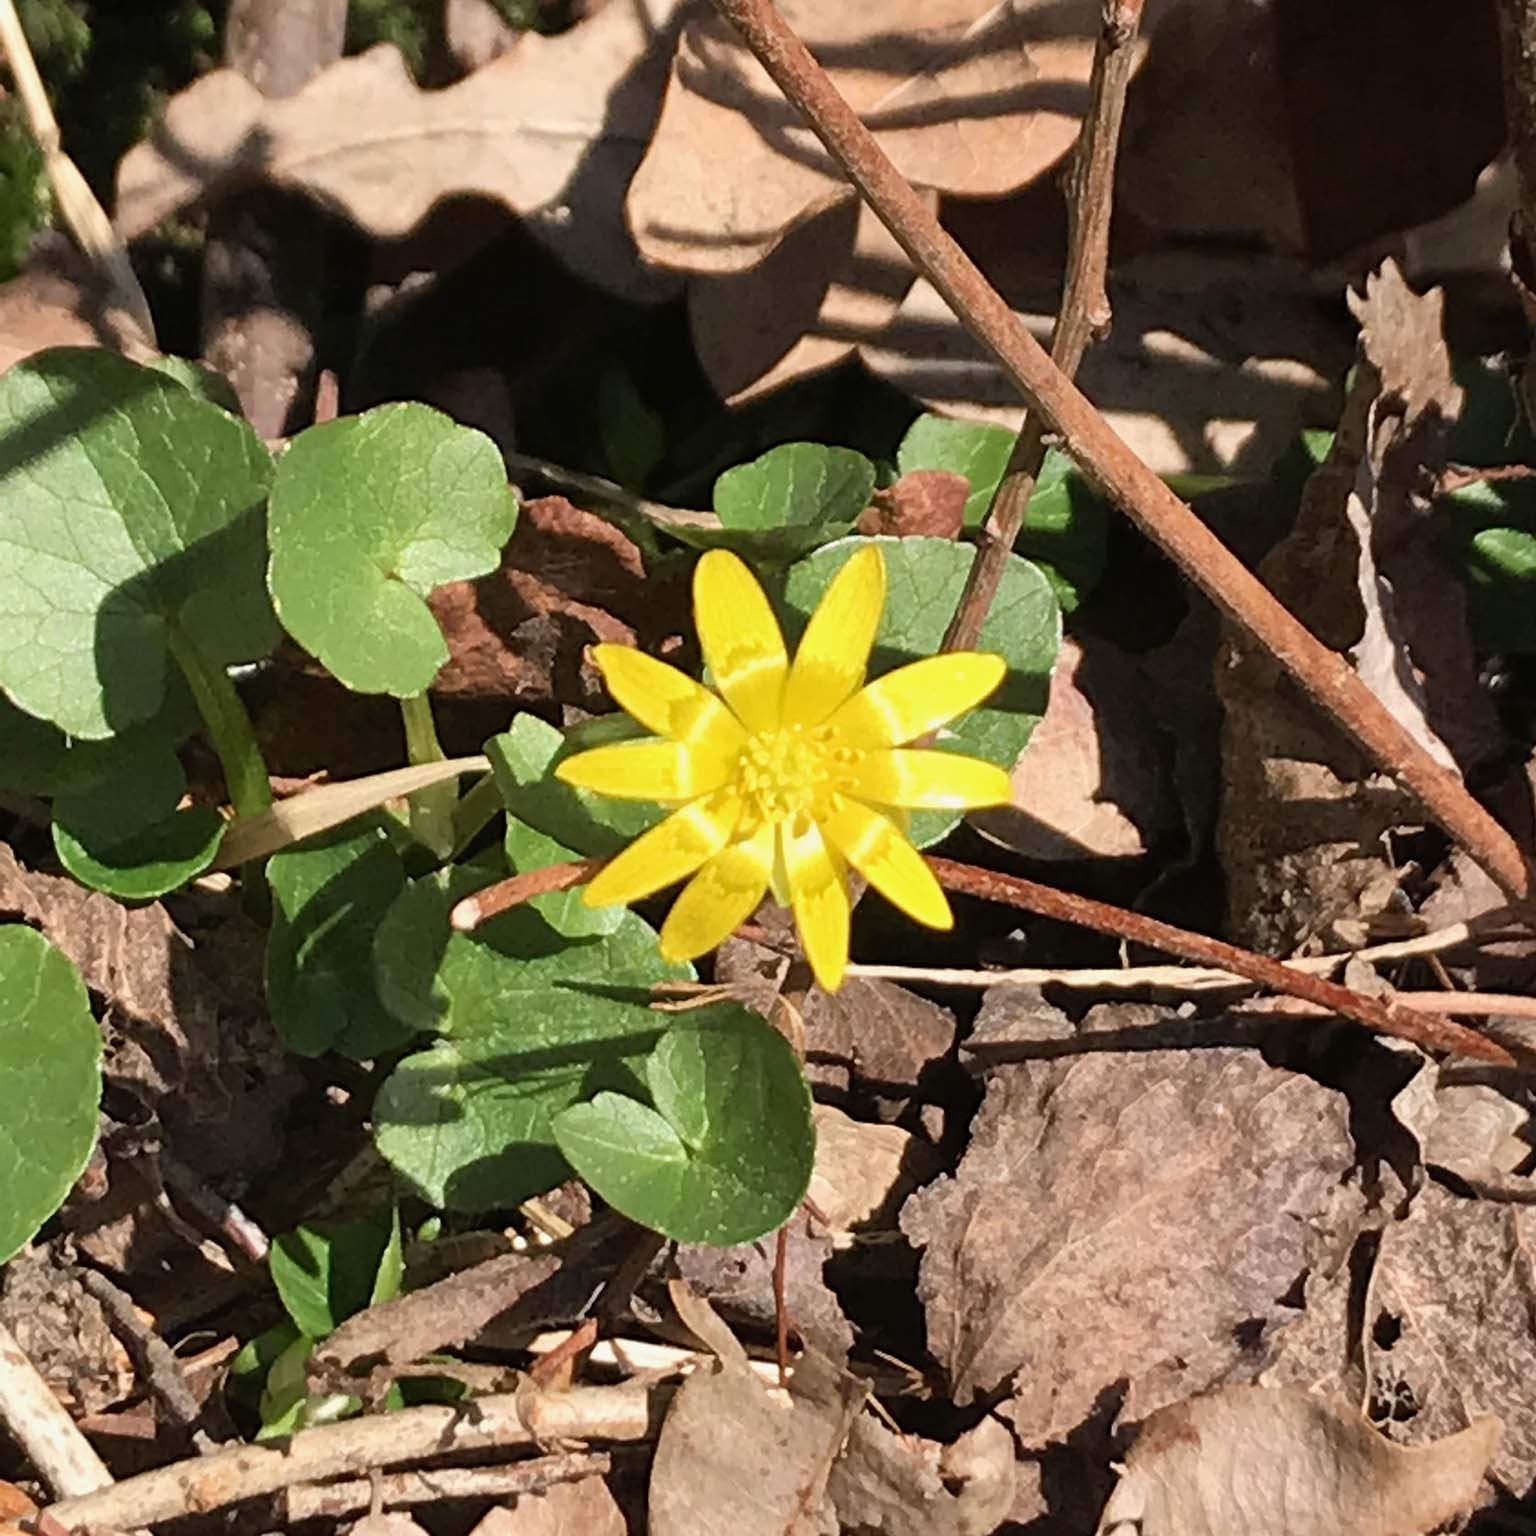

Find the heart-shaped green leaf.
[
  {"left": 270, "top": 1205, "right": 403, "bottom": 1339},
  {"left": 784, "top": 535, "right": 1058, "bottom": 845},
  {"left": 0, "top": 348, "right": 275, "bottom": 739},
  {"left": 896, "top": 414, "right": 1108, "bottom": 609},
  {"left": 678, "top": 442, "right": 874, "bottom": 561},
  {"left": 266, "top": 819, "right": 413, "bottom": 1058},
  {"left": 51, "top": 749, "right": 224, "bottom": 900},
  {"left": 553, "top": 1010, "right": 813, "bottom": 1246},
  {"left": 371, "top": 869, "right": 689, "bottom": 1210},
  {"left": 0, "top": 926, "right": 101, "bottom": 1263},
  {"left": 267, "top": 403, "right": 519, "bottom": 696}
]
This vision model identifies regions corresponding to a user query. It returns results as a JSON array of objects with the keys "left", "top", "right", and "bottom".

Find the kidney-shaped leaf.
[
  {"left": 0, "top": 926, "right": 101, "bottom": 1263},
  {"left": 555, "top": 1010, "right": 814, "bottom": 1245},
  {"left": 784, "top": 535, "right": 1059, "bottom": 845},
  {"left": 268, "top": 403, "right": 518, "bottom": 696},
  {"left": 0, "top": 348, "right": 275, "bottom": 739},
  {"left": 370, "top": 868, "right": 690, "bottom": 1210},
  {"left": 705, "top": 442, "right": 875, "bottom": 561},
  {"left": 52, "top": 748, "right": 224, "bottom": 901}
]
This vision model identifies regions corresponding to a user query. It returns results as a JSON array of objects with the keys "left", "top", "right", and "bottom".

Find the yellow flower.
[{"left": 555, "top": 546, "right": 1012, "bottom": 991}]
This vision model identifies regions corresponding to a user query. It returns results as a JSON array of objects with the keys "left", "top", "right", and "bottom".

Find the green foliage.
[
  {"left": 267, "top": 403, "right": 518, "bottom": 697},
  {"left": 784, "top": 535, "right": 1059, "bottom": 845},
  {"left": 0, "top": 926, "right": 100, "bottom": 1263},
  {"left": 265, "top": 820, "right": 414, "bottom": 1059},
  {"left": 554, "top": 1012, "right": 813, "bottom": 1245},
  {"left": 0, "top": 348, "right": 274, "bottom": 740},
  {"left": 896, "top": 413, "right": 1110, "bottom": 610}
]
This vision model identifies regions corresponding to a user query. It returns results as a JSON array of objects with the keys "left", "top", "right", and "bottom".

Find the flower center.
[{"left": 735, "top": 723, "right": 863, "bottom": 828}]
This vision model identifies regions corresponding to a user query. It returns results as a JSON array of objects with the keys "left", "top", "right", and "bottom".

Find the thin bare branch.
[{"left": 944, "top": 0, "right": 1144, "bottom": 652}]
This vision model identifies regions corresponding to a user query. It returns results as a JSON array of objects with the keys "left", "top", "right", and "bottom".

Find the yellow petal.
[
  {"left": 851, "top": 748, "right": 1013, "bottom": 809},
  {"left": 555, "top": 739, "right": 734, "bottom": 803},
  {"left": 820, "top": 795, "right": 952, "bottom": 930},
  {"left": 590, "top": 644, "right": 745, "bottom": 755},
  {"left": 781, "top": 545, "right": 885, "bottom": 727},
  {"left": 780, "top": 818, "right": 850, "bottom": 992},
  {"left": 584, "top": 790, "right": 742, "bottom": 907},
  {"left": 831, "top": 652, "right": 1007, "bottom": 746},
  {"left": 658, "top": 821, "right": 774, "bottom": 961},
  {"left": 693, "top": 549, "right": 787, "bottom": 732}
]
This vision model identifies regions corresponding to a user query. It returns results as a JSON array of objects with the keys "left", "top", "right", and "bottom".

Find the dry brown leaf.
[
  {"left": 1216, "top": 259, "right": 1500, "bottom": 951},
  {"left": 827, "top": 1413, "right": 1017, "bottom": 1536},
  {"left": 1369, "top": 1184, "right": 1536, "bottom": 1497},
  {"left": 689, "top": 199, "right": 923, "bottom": 402},
  {"left": 649, "top": 1285, "right": 865, "bottom": 1536},
  {"left": 116, "top": 3, "right": 687, "bottom": 299},
  {"left": 0, "top": 262, "right": 156, "bottom": 376},
  {"left": 858, "top": 469, "right": 969, "bottom": 541},
  {"left": 469, "top": 1477, "right": 624, "bottom": 1536},
  {"left": 628, "top": 0, "right": 1118, "bottom": 275},
  {"left": 1095, "top": 1385, "right": 1497, "bottom": 1536},
  {"left": 902, "top": 990, "right": 1363, "bottom": 1445},
  {"left": 807, "top": 1105, "right": 935, "bottom": 1243},
  {"left": 864, "top": 252, "right": 1350, "bottom": 475},
  {"left": 971, "top": 635, "right": 1175, "bottom": 861}
]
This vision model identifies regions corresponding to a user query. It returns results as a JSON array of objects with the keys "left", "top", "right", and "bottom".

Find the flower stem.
[
  {"left": 399, "top": 692, "right": 457, "bottom": 859},
  {"left": 165, "top": 628, "right": 271, "bottom": 819}
]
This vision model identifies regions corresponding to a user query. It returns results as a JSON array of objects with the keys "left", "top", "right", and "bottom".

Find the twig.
[
  {"left": 0, "top": 0, "right": 154, "bottom": 344},
  {"left": 451, "top": 858, "right": 606, "bottom": 930},
  {"left": 706, "top": 0, "right": 1533, "bottom": 906},
  {"left": 845, "top": 913, "right": 1527, "bottom": 993},
  {"left": 75, "top": 1270, "right": 204, "bottom": 1440},
  {"left": 283, "top": 1454, "right": 611, "bottom": 1522},
  {"left": 0, "top": 1320, "right": 113, "bottom": 1500},
  {"left": 44, "top": 1384, "right": 665, "bottom": 1531},
  {"left": 1251, "top": 991, "right": 1536, "bottom": 1023},
  {"left": 925, "top": 857, "right": 1519, "bottom": 1065},
  {"left": 943, "top": 0, "right": 1144, "bottom": 652},
  {"left": 506, "top": 452, "right": 722, "bottom": 534},
  {"left": 159, "top": 1150, "right": 270, "bottom": 1264}
]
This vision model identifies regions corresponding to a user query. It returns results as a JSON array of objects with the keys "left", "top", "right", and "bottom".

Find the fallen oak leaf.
[{"left": 116, "top": 2, "right": 688, "bottom": 300}]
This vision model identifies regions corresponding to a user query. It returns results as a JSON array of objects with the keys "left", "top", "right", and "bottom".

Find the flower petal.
[
  {"left": 658, "top": 821, "right": 774, "bottom": 961},
  {"left": 831, "top": 652, "right": 1007, "bottom": 746},
  {"left": 781, "top": 545, "right": 885, "bottom": 727},
  {"left": 851, "top": 748, "right": 1013, "bottom": 809},
  {"left": 780, "top": 818, "right": 850, "bottom": 992},
  {"left": 694, "top": 549, "right": 787, "bottom": 732},
  {"left": 591, "top": 644, "right": 746, "bottom": 755},
  {"left": 584, "top": 790, "right": 742, "bottom": 907},
  {"left": 555, "top": 739, "right": 734, "bottom": 803},
  {"left": 820, "top": 796, "right": 952, "bottom": 930}
]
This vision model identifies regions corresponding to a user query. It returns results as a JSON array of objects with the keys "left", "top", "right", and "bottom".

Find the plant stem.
[
  {"left": 943, "top": 0, "right": 1144, "bottom": 652},
  {"left": 925, "top": 856, "right": 1519, "bottom": 1066},
  {"left": 165, "top": 628, "right": 271, "bottom": 819},
  {"left": 399, "top": 693, "right": 456, "bottom": 859},
  {"left": 705, "top": 0, "right": 1532, "bottom": 905}
]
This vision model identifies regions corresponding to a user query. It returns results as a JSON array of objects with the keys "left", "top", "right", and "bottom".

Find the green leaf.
[
  {"left": 371, "top": 869, "right": 688, "bottom": 1210},
  {"left": 228, "top": 1319, "right": 301, "bottom": 1420},
  {"left": 598, "top": 367, "right": 665, "bottom": 488},
  {"left": 269, "top": 1205, "right": 403, "bottom": 1340},
  {"left": 783, "top": 536, "right": 1059, "bottom": 845},
  {"left": 488, "top": 714, "right": 660, "bottom": 936},
  {"left": 52, "top": 749, "right": 224, "bottom": 900},
  {"left": 896, "top": 415, "right": 1108, "bottom": 609},
  {"left": 267, "top": 403, "right": 519, "bottom": 696},
  {"left": 700, "top": 442, "right": 874, "bottom": 561},
  {"left": 0, "top": 347, "right": 275, "bottom": 740},
  {"left": 0, "top": 679, "right": 198, "bottom": 798},
  {"left": 0, "top": 926, "right": 101, "bottom": 1263},
  {"left": 554, "top": 1010, "right": 813, "bottom": 1246},
  {"left": 897, "top": 413, "right": 1013, "bottom": 527},
  {"left": 144, "top": 355, "right": 243, "bottom": 415},
  {"left": 265, "top": 819, "right": 414, "bottom": 1058}
]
